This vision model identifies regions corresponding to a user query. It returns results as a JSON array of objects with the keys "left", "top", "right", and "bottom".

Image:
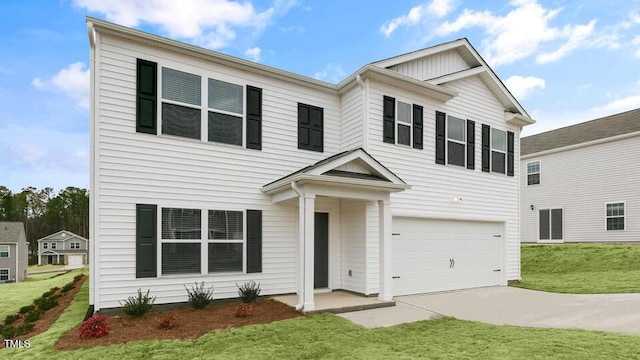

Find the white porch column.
[
  {"left": 303, "top": 194, "right": 316, "bottom": 310},
  {"left": 378, "top": 198, "right": 393, "bottom": 301}
]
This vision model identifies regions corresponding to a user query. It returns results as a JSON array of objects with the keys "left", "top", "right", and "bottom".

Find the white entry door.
[{"left": 392, "top": 217, "right": 504, "bottom": 296}]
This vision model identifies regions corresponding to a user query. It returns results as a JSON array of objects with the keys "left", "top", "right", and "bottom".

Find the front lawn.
[
  {"left": 3, "top": 280, "right": 640, "bottom": 359},
  {"left": 0, "top": 269, "right": 85, "bottom": 320},
  {"left": 28, "top": 264, "right": 66, "bottom": 273},
  {"left": 514, "top": 244, "right": 640, "bottom": 293}
]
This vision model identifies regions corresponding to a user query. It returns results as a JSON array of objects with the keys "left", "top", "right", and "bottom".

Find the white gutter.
[{"left": 290, "top": 182, "right": 304, "bottom": 311}]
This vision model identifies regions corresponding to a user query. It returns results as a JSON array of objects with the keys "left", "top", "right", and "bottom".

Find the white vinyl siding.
[
  {"left": 388, "top": 49, "right": 470, "bottom": 80},
  {"left": 521, "top": 135, "right": 640, "bottom": 243}
]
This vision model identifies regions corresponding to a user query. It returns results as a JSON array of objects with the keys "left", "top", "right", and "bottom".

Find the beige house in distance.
[{"left": 37, "top": 230, "right": 89, "bottom": 266}]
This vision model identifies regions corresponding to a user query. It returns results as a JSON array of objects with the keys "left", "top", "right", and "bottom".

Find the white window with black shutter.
[
  {"left": 435, "top": 111, "right": 475, "bottom": 169},
  {"left": 135, "top": 59, "right": 262, "bottom": 149},
  {"left": 491, "top": 128, "right": 506, "bottom": 174},
  {"left": 481, "top": 124, "right": 514, "bottom": 176},
  {"left": 383, "top": 96, "right": 423, "bottom": 149}
]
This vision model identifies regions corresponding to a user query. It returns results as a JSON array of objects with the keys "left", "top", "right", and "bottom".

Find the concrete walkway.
[{"left": 339, "top": 286, "right": 640, "bottom": 335}]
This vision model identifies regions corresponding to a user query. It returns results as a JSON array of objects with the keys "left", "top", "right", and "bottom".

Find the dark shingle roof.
[
  {"left": 0, "top": 222, "right": 25, "bottom": 243},
  {"left": 521, "top": 108, "right": 640, "bottom": 155}
]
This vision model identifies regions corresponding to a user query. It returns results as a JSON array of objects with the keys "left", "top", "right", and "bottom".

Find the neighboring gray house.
[
  {"left": 37, "top": 230, "right": 89, "bottom": 266},
  {"left": 521, "top": 108, "right": 640, "bottom": 243},
  {"left": 0, "top": 222, "right": 28, "bottom": 283}
]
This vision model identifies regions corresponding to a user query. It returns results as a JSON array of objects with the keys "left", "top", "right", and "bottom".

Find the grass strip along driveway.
[
  {"left": 2, "top": 283, "right": 640, "bottom": 359},
  {"left": 514, "top": 244, "right": 640, "bottom": 293}
]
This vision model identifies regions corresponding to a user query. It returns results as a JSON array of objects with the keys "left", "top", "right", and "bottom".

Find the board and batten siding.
[
  {"left": 340, "top": 85, "right": 364, "bottom": 150},
  {"left": 521, "top": 135, "right": 640, "bottom": 243},
  {"left": 365, "top": 75, "right": 521, "bottom": 282},
  {"left": 92, "top": 33, "right": 344, "bottom": 309},
  {"left": 388, "top": 49, "right": 471, "bottom": 81}
]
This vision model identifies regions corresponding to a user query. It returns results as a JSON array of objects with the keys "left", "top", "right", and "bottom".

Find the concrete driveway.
[{"left": 339, "top": 286, "right": 640, "bottom": 334}]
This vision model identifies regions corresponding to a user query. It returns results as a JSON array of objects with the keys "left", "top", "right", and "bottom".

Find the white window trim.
[
  {"left": 0, "top": 268, "right": 9, "bottom": 281},
  {"left": 446, "top": 115, "right": 466, "bottom": 166},
  {"left": 537, "top": 207, "right": 564, "bottom": 243},
  {"left": 395, "top": 100, "right": 413, "bottom": 147},
  {"left": 70, "top": 242, "right": 80, "bottom": 250},
  {"left": 526, "top": 160, "right": 541, "bottom": 186},
  {"left": 157, "top": 206, "right": 247, "bottom": 277},
  {"left": 43, "top": 242, "right": 48, "bottom": 250},
  {"left": 158, "top": 62, "right": 248, "bottom": 148},
  {"left": 0, "top": 245, "right": 9, "bottom": 258},
  {"left": 51, "top": 242, "right": 57, "bottom": 250},
  {"left": 605, "top": 201, "right": 626, "bottom": 232}
]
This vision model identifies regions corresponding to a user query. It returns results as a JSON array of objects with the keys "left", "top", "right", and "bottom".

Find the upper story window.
[
  {"left": 527, "top": 161, "right": 540, "bottom": 185},
  {"left": 0, "top": 245, "right": 8, "bottom": 258},
  {"left": 136, "top": 59, "right": 262, "bottom": 150},
  {"left": 491, "top": 128, "right": 506, "bottom": 174},
  {"left": 70, "top": 242, "right": 81, "bottom": 250},
  {"left": 51, "top": 242, "right": 57, "bottom": 250},
  {"left": 383, "top": 96, "right": 423, "bottom": 149},
  {"left": 606, "top": 202, "right": 625, "bottom": 231},
  {"left": 447, "top": 116, "right": 466, "bottom": 167},
  {"left": 435, "top": 111, "right": 474, "bottom": 169},
  {"left": 298, "top": 103, "right": 324, "bottom": 152},
  {"left": 43, "top": 242, "right": 48, "bottom": 250}
]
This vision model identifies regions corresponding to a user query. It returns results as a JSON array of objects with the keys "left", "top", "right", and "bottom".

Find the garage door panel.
[{"left": 393, "top": 217, "right": 504, "bottom": 296}]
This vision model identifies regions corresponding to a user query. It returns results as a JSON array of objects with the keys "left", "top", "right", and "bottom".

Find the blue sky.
[{"left": 1, "top": 0, "right": 639, "bottom": 192}]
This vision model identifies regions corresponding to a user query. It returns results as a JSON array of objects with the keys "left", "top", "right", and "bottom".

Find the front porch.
[{"left": 273, "top": 290, "right": 395, "bottom": 314}]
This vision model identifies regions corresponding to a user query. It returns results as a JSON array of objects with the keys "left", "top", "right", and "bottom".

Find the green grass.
[
  {"left": 28, "top": 264, "right": 66, "bottom": 273},
  {"left": 0, "top": 269, "right": 84, "bottom": 320},
  {"left": 513, "top": 244, "right": 640, "bottom": 293},
  {"left": 3, "top": 280, "right": 640, "bottom": 359}
]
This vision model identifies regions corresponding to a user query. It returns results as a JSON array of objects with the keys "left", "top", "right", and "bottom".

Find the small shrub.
[
  {"left": 120, "top": 289, "right": 155, "bottom": 317},
  {"left": 24, "top": 309, "right": 43, "bottom": 323},
  {"left": 157, "top": 312, "right": 178, "bottom": 330},
  {"left": 43, "top": 287, "right": 60, "bottom": 298},
  {"left": 1, "top": 325, "right": 16, "bottom": 338},
  {"left": 185, "top": 282, "right": 214, "bottom": 309},
  {"left": 237, "top": 280, "right": 261, "bottom": 303},
  {"left": 14, "top": 323, "right": 34, "bottom": 336},
  {"left": 62, "top": 282, "right": 75, "bottom": 293},
  {"left": 235, "top": 303, "right": 254, "bottom": 317},
  {"left": 19, "top": 304, "right": 35, "bottom": 314},
  {"left": 74, "top": 274, "right": 84, "bottom": 282},
  {"left": 35, "top": 296, "right": 58, "bottom": 311},
  {"left": 78, "top": 315, "right": 110, "bottom": 339},
  {"left": 3, "top": 314, "right": 18, "bottom": 326}
]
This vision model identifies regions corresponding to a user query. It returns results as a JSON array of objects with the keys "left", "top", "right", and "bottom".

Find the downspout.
[
  {"left": 291, "top": 181, "right": 304, "bottom": 311},
  {"left": 356, "top": 74, "right": 368, "bottom": 151}
]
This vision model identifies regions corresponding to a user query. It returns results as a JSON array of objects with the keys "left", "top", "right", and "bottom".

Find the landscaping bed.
[{"left": 56, "top": 298, "right": 302, "bottom": 350}]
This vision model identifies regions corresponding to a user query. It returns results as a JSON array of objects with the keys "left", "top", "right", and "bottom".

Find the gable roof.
[
  {"left": 37, "top": 230, "right": 89, "bottom": 243},
  {"left": 0, "top": 222, "right": 26, "bottom": 243},
  {"left": 521, "top": 108, "right": 640, "bottom": 156},
  {"left": 372, "top": 38, "right": 533, "bottom": 123}
]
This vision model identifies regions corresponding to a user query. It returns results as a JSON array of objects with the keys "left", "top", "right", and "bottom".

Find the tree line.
[{"left": 0, "top": 186, "right": 89, "bottom": 263}]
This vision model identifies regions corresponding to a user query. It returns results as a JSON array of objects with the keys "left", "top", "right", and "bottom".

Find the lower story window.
[
  {"left": 0, "top": 269, "right": 9, "bottom": 281},
  {"left": 539, "top": 208, "right": 563, "bottom": 240},
  {"left": 606, "top": 202, "right": 625, "bottom": 231},
  {"left": 208, "top": 210, "right": 243, "bottom": 273}
]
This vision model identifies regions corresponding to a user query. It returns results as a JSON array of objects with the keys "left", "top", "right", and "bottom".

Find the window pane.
[
  {"left": 162, "top": 67, "right": 201, "bottom": 106},
  {"left": 607, "top": 217, "right": 625, "bottom": 231},
  {"left": 539, "top": 209, "right": 550, "bottom": 240},
  {"left": 397, "top": 102, "right": 411, "bottom": 124},
  {"left": 208, "top": 112, "right": 242, "bottom": 145},
  {"left": 527, "top": 173, "right": 540, "bottom": 185},
  {"left": 162, "top": 208, "right": 201, "bottom": 239},
  {"left": 447, "top": 117, "right": 465, "bottom": 141},
  {"left": 208, "top": 243, "right": 243, "bottom": 272},
  {"left": 162, "top": 103, "right": 201, "bottom": 139},
  {"left": 397, "top": 124, "right": 410, "bottom": 145},
  {"left": 491, "top": 128, "right": 506, "bottom": 151},
  {"left": 527, "top": 161, "right": 540, "bottom": 174},
  {"left": 0, "top": 245, "right": 7, "bottom": 257},
  {"left": 208, "top": 79, "right": 243, "bottom": 114},
  {"left": 551, "top": 209, "right": 563, "bottom": 240},
  {"left": 607, "top": 203, "right": 624, "bottom": 217},
  {"left": 208, "top": 210, "right": 243, "bottom": 240},
  {"left": 162, "top": 243, "right": 201, "bottom": 275},
  {"left": 492, "top": 151, "right": 506, "bottom": 174},
  {"left": 447, "top": 141, "right": 465, "bottom": 166}
]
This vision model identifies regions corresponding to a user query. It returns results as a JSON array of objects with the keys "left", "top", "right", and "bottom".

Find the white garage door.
[
  {"left": 68, "top": 255, "right": 83, "bottom": 266},
  {"left": 393, "top": 217, "right": 504, "bottom": 296}
]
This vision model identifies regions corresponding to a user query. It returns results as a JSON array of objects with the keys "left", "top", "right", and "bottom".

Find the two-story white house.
[
  {"left": 37, "top": 230, "right": 89, "bottom": 266},
  {"left": 521, "top": 108, "right": 640, "bottom": 243},
  {"left": 87, "top": 17, "right": 534, "bottom": 312}
]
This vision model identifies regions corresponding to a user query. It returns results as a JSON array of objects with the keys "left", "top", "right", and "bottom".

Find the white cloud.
[
  {"left": 633, "top": 35, "right": 640, "bottom": 58},
  {"left": 630, "top": 11, "right": 640, "bottom": 25},
  {"left": 381, "top": 0, "right": 456, "bottom": 37},
  {"left": 314, "top": 64, "right": 347, "bottom": 83},
  {"left": 32, "top": 62, "right": 90, "bottom": 109},
  {"left": 75, "top": 0, "right": 295, "bottom": 49},
  {"left": 536, "top": 20, "right": 596, "bottom": 63},
  {"left": 244, "top": 46, "right": 261, "bottom": 62},
  {"left": 505, "top": 75, "right": 546, "bottom": 100}
]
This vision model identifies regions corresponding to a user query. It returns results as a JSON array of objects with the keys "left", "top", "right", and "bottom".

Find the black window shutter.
[
  {"left": 412, "top": 104, "right": 423, "bottom": 149},
  {"left": 298, "top": 103, "right": 323, "bottom": 152},
  {"left": 481, "top": 124, "right": 490, "bottom": 172},
  {"left": 136, "top": 59, "right": 157, "bottom": 134},
  {"left": 136, "top": 204, "right": 157, "bottom": 278},
  {"left": 507, "top": 131, "right": 515, "bottom": 176},
  {"left": 435, "top": 111, "right": 446, "bottom": 164},
  {"left": 246, "top": 210, "right": 262, "bottom": 273},
  {"left": 383, "top": 96, "right": 395, "bottom": 144},
  {"left": 466, "top": 120, "right": 475, "bottom": 170},
  {"left": 246, "top": 86, "right": 262, "bottom": 150}
]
